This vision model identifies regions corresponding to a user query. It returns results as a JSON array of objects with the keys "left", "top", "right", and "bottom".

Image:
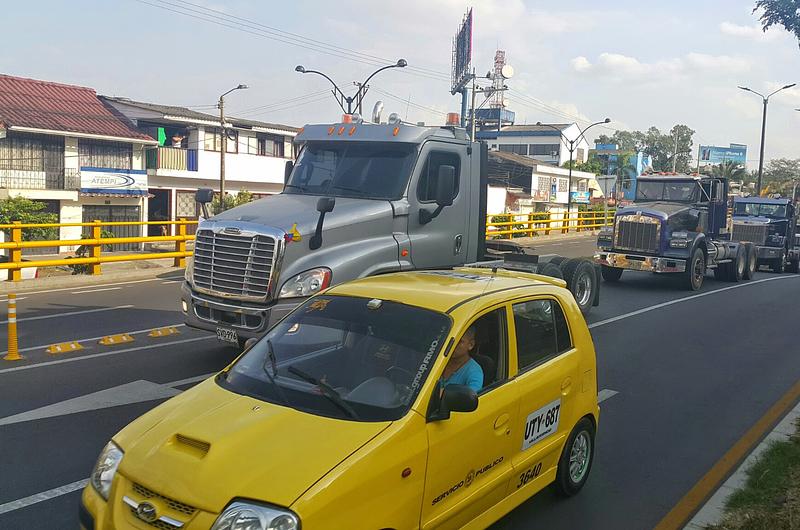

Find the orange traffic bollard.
[{"left": 4, "top": 293, "right": 22, "bottom": 361}]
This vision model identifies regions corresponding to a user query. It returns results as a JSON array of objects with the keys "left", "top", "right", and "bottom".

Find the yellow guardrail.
[
  {"left": 486, "top": 211, "right": 614, "bottom": 238},
  {"left": 0, "top": 219, "right": 198, "bottom": 281}
]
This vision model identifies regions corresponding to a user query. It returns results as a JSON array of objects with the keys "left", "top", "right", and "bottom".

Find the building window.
[
  {"left": 529, "top": 144, "right": 561, "bottom": 156},
  {"left": 176, "top": 191, "right": 198, "bottom": 218},
  {"left": 577, "top": 180, "right": 588, "bottom": 192},
  {"left": 0, "top": 133, "right": 64, "bottom": 173},
  {"left": 78, "top": 140, "right": 132, "bottom": 169},
  {"left": 204, "top": 129, "right": 238, "bottom": 153},
  {"left": 558, "top": 179, "right": 568, "bottom": 192},
  {"left": 204, "top": 130, "right": 219, "bottom": 152},
  {"left": 576, "top": 148, "right": 585, "bottom": 161},
  {"left": 498, "top": 144, "right": 527, "bottom": 155}
]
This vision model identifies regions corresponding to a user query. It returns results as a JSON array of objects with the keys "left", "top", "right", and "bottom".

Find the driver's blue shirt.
[{"left": 441, "top": 358, "right": 483, "bottom": 393}]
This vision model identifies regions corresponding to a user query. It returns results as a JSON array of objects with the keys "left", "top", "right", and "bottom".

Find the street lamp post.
[
  {"left": 738, "top": 83, "right": 796, "bottom": 195},
  {"left": 295, "top": 60, "right": 407, "bottom": 116},
  {"left": 536, "top": 119, "right": 611, "bottom": 225},
  {"left": 218, "top": 84, "right": 248, "bottom": 212}
]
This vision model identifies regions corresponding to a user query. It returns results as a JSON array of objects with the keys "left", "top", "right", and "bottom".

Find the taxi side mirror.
[
  {"left": 243, "top": 337, "right": 258, "bottom": 352},
  {"left": 428, "top": 384, "right": 478, "bottom": 421}
]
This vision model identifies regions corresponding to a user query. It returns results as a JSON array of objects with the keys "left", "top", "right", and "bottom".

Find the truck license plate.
[{"left": 216, "top": 327, "right": 239, "bottom": 344}]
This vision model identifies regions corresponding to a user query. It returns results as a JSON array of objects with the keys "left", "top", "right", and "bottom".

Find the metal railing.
[
  {"left": 0, "top": 167, "right": 80, "bottom": 191},
  {"left": 486, "top": 210, "right": 614, "bottom": 238},
  {"left": 0, "top": 219, "right": 198, "bottom": 281}
]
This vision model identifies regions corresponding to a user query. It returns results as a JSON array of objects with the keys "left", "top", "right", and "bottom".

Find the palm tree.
[{"left": 711, "top": 160, "right": 746, "bottom": 180}]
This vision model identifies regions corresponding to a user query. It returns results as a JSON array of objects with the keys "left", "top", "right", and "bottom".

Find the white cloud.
[
  {"left": 570, "top": 56, "right": 592, "bottom": 73},
  {"left": 571, "top": 52, "right": 751, "bottom": 81},
  {"left": 719, "top": 21, "right": 784, "bottom": 42}
]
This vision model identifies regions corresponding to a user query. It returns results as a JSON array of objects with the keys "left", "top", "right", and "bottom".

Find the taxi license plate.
[{"left": 216, "top": 327, "right": 239, "bottom": 344}]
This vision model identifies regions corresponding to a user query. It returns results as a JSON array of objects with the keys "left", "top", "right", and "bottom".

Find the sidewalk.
[{"left": 490, "top": 229, "right": 601, "bottom": 248}]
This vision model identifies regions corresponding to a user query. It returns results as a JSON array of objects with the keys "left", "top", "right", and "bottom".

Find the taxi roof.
[{"left": 326, "top": 267, "right": 565, "bottom": 314}]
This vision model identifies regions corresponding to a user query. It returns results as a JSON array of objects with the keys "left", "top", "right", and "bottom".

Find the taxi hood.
[{"left": 115, "top": 379, "right": 391, "bottom": 512}]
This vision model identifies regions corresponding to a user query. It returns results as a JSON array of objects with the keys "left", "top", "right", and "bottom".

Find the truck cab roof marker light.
[
  {"left": 327, "top": 126, "right": 335, "bottom": 135},
  {"left": 392, "top": 127, "right": 400, "bottom": 137},
  {"left": 338, "top": 126, "right": 346, "bottom": 135},
  {"left": 348, "top": 126, "right": 357, "bottom": 136}
]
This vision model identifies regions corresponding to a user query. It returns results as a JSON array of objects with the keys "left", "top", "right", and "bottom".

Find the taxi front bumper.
[{"left": 594, "top": 251, "right": 687, "bottom": 273}]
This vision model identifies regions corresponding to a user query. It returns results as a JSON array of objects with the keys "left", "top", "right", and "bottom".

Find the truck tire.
[
  {"left": 685, "top": 247, "right": 705, "bottom": 291},
  {"left": 730, "top": 245, "right": 745, "bottom": 282},
  {"left": 553, "top": 417, "right": 595, "bottom": 497},
  {"left": 787, "top": 258, "right": 799, "bottom": 274},
  {"left": 538, "top": 262, "right": 564, "bottom": 280},
  {"left": 742, "top": 242, "right": 757, "bottom": 280},
  {"left": 600, "top": 265, "right": 623, "bottom": 282},
  {"left": 772, "top": 249, "right": 786, "bottom": 273},
  {"left": 560, "top": 259, "right": 596, "bottom": 316},
  {"left": 548, "top": 256, "right": 569, "bottom": 267}
]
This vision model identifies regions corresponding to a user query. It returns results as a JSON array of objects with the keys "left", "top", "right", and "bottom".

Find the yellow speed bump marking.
[
  {"left": 148, "top": 326, "right": 180, "bottom": 338},
  {"left": 654, "top": 377, "right": 800, "bottom": 530},
  {"left": 98, "top": 334, "right": 134, "bottom": 346},
  {"left": 45, "top": 342, "right": 83, "bottom": 355}
]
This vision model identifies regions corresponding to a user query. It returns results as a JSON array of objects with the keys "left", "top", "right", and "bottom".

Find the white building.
[
  {"left": 102, "top": 98, "right": 298, "bottom": 235},
  {"left": 478, "top": 123, "right": 591, "bottom": 167}
]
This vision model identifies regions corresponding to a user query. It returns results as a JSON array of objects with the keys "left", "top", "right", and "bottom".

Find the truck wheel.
[
  {"left": 730, "top": 245, "right": 745, "bottom": 282},
  {"left": 560, "top": 259, "right": 596, "bottom": 316},
  {"left": 787, "top": 259, "right": 799, "bottom": 274},
  {"left": 538, "top": 262, "right": 564, "bottom": 280},
  {"left": 772, "top": 249, "right": 786, "bottom": 273},
  {"left": 742, "top": 243, "right": 757, "bottom": 280},
  {"left": 685, "top": 247, "right": 705, "bottom": 291},
  {"left": 548, "top": 256, "right": 569, "bottom": 267},
  {"left": 553, "top": 417, "right": 595, "bottom": 497},
  {"left": 600, "top": 265, "right": 623, "bottom": 282}
]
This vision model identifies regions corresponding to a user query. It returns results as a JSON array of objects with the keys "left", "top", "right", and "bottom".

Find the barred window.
[
  {"left": 558, "top": 179, "right": 568, "bottom": 192},
  {"left": 0, "top": 133, "right": 64, "bottom": 172},
  {"left": 537, "top": 176, "right": 550, "bottom": 192},
  {"left": 79, "top": 140, "right": 132, "bottom": 169}
]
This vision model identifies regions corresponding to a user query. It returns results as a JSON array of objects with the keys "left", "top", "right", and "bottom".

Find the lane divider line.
[
  {"left": 0, "top": 336, "right": 214, "bottom": 375},
  {"left": 70, "top": 287, "right": 122, "bottom": 295},
  {"left": 45, "top": 342, "right": 83, "bottom": 355},
  {"left": 0, "top": 305, "right": 134, "bottom": 325},
  {"left": 98, "top": 333, "right": 135, "bottom": 346},
  {"left": 597, "top": 389, "right": 619, "bottom": 403},
  {"left": 0, "top": 323, "right": 186, "bottom": 357},
  {"left": 588, "top": 275, "right": 798, "bottom": 330},
  {"left": 0, "top": 478, "right": 89, "bottom": 515}
]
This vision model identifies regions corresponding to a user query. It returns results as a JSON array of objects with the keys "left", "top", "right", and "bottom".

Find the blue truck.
[{"left": 730, "top": 197, "right": 799, "bottom": 273}]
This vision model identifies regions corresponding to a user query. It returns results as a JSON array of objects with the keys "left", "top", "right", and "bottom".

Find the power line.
[
  {"left": 371, "top": 87, "right": 448, "bottom": 117},
  {"left": 228, "top": 90, "right": 331, "bottom": 115}
]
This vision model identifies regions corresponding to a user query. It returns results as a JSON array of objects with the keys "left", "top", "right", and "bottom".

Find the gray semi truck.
[
  {"left": 731, "top": 196, "right": 799, "bottom": 273},
  {"left": 595, "top": 172, "right": 757, "bottom": 290},
  {"left": 181, "top": 113, "right": 599, "bottom": 346}
]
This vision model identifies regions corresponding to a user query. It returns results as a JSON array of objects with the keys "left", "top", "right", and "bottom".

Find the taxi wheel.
[{"left": 553, "top": 417, "right": 595, "bottom": 497}]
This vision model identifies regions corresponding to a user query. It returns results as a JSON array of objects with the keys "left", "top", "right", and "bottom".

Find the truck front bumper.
[
  {"left": 181, "top": 282, "right": 303, "bottom": 340},
  {"left": 594, "top": 251, "right": 687, "bottom": 273},
  {"left": 755, "top": 245, "right": 783, "bottom": 260}
]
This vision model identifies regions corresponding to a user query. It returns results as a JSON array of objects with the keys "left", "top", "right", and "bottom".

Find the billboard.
[
  {"left": 570, "top": 191, "right": 591, "bottom": 204},
  {"left": 450, "top": 9, "right": 473, "bottom": 94},
  {"left": 80, "top": 167, "right": 148, "bottom": 195},
  {"left": 698, "top": 144, "right": 747, "bottom": 166}
]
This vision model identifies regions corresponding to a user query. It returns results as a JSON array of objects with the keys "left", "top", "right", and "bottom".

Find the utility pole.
[
  {"left": 217, "top": 84, "right": 248, "bottom": 213},
  {"left": 470, "top": 71, "right": 478, "bottom": 139},
  {"left": 672, "top": 134, "right": 678, "bottom": 173}
]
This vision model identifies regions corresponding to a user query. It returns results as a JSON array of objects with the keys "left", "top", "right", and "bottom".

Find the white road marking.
[
  {"left": 0, "top": 336, "right": 213, "bottom": 374},
  {"left": 70, "top": 287, "right": 123, "bottom": 294},
  {"left": 0, "top": 323, "right": 186, "bottom": 357},
  {"left": 0, "top": 276, "right": 184, "bottom": 298},
  {"left": 165, "top": 372, "right": 215, "bottom": 388},
  {"left": 0, "top": 305, "right": 134, "bottom": 324},
  {"left": 0, "top": 297, "right": 27, "bottom": 302},
  {"left": 588, "top": 275, "right": 799, "bottom": 330},
  {"left": 0, "top": 478, "right": 89, "bottom": 515},
  {"left": 598, "top": 389, "right": 619, "bottom": 403}
]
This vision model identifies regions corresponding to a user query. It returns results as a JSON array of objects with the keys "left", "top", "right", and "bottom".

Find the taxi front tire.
[{"left": 553, "top": 417, "right": 595, "bottom": 497}]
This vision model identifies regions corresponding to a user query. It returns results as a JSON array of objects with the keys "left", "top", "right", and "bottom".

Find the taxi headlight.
[
  {"left": 278, "top": 268, "right": 331, "bottom": 299},
  {"left": 90, "top": 441, "right": 123, "bottom": 500},
  {"left": 211, "top": 501, "right": 300, "bottom": 530}
]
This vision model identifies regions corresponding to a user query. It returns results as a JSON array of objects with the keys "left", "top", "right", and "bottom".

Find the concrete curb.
[{"left": 683, "top": 400, "right": 800, "bottom": 529}]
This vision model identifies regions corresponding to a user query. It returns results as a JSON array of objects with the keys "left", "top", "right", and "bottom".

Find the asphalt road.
[{"left": 1, "top": 241, "right": 799, "bottom": 530}]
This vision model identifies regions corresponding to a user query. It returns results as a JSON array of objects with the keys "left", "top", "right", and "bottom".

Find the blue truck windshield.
[
  {"left": 733, "top": 202, "right": 787, "bottom": 218},
  {"left": 286, "top": 142, "right": 417, "bottom": 200},
  {"left": 636, "top": 180, "right": 700, "bottom": 202}
]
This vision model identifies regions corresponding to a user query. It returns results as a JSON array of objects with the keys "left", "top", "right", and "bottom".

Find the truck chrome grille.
[
  {"left": 193, "top": 229, "right": 276, "bottom": 299},
  {"left": 731, "top": 222, "right": 767, "bottom": 245},
  {"left": 614, "top": 214, "right": 660, "bottom": 253}
]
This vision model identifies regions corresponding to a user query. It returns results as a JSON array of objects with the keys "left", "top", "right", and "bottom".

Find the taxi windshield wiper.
[
  {"left": 287, "top": 365, "right": 360, "bottom": 420},
  {"left": 261, "top": 340, "right": 290, "bottom": 407}
]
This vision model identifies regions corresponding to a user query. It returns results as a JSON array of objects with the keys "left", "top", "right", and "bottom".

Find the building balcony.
[
  {"left": 0, "top": 167, "right": 80, "bottom": 191},
  {"left": 145, "top": 147, "right": 198, "bottom": 172}
]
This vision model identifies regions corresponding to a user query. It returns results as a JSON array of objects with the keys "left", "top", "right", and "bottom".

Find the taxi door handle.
[
  {"left": 494, "top": 413, "right": 510, "bottom": 431},
  {"left": 561, "top": 377, "right": 572, "bottom": 396}
]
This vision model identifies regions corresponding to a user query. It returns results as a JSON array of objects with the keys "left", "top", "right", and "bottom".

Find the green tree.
[
  {"left": 562, "top": 157, "right": 604, "bottom": 174},
  {"left": 0, "top": 196, "right": 58, "bottom": 242},
  {"left": 754, "top": 0, "right": 800, "bottom": 48},
  {"left": 761, "top": 158, "right": 800, "bottom": 194},
  {"left": 211, "top": 190, "right": 255, "bottom": 215},
  {"left": 711, "top": 160, "right": 748, "bottom": 180},
  {"left": 596, "top": 130, "right": 646, "bottom": 151}
]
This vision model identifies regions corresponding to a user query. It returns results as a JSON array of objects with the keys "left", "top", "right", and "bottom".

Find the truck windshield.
[
  {"left": 636, "top": 180, "right": 700, "bottom": 202},
  {"left": 286, "top": 142, "right": 417, "bottom": 200},
  {"left": 219, "top": 295, "right": 451, "bottom": 422},
  {"left": 733, "top": 202, "right": 787, "bottom": 218}
]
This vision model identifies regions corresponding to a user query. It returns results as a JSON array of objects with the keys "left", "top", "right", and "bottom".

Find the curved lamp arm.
[{"left": 295, "top": 66, "right": 348, "bottom": 112}]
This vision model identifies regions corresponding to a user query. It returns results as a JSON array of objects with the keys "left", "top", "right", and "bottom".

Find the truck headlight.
[
  {"left": 279, "top": 268, "right": 331, "bottom": 299},
  {"left": 211, "top": 501, "right": 300, "bottom": 530},
  {"left": 184, "top": 258, "right": 194, "bottom": 284},
  {"left": 669, "top": 231, "right": 690, "bottom": 248},
  {"left": 90, "top": 441, "right": 123, "bottom": 500},
  {"left": 597, "top": 226, "right": 613, "bottom": 246}
]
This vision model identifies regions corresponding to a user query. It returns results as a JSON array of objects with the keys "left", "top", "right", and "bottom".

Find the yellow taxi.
[{"left": 81, "top": 267, "right": 599, "bottom": 530}]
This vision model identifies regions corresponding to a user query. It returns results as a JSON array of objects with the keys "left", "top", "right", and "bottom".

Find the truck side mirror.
[
  {"left": 310, "top": 197, "right": 336, "bottom": 250},
  {"left": 428, "top": 384, "right": 478, "bottom": 421},
  {"left": 195, "top": 188, "right": 214, "bottom": 205},
  {"left": 284, "top": 160, "right": 294, "bottom": 184},
  {"left": 435, "top": 165, "right": 456, "bottom": 207}
]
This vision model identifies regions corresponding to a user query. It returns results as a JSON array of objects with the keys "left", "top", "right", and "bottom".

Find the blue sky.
[{"left": 3, "top": 0, "right": 799, "bottom": 166}]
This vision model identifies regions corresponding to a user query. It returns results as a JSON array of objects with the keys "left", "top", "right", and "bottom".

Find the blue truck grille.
[
  {"left": 614, "top": 215, "right": 660, "bottom": 253},
  {"left": 731, "top": 222, "right": 767, "bottom": 245},
  {"left": 193, "top": 229, "right": 276, "bottom": 299}
]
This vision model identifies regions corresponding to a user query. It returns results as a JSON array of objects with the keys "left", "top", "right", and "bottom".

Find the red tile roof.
[{"left": 0, "top": 74, "right": 155, "bottom": 142}]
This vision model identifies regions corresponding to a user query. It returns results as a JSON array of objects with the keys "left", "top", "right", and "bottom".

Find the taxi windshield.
[{"left": 219, "top": 295, "right": 451, "bottom": 422}]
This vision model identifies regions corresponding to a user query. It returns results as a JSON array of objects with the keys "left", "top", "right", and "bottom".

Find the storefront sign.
[
  {"left": 570, "top": 191, "right": 591, "bottom": 204},
  {"left": 80, "top": 167, "right": 148, "bottom": 195}
]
